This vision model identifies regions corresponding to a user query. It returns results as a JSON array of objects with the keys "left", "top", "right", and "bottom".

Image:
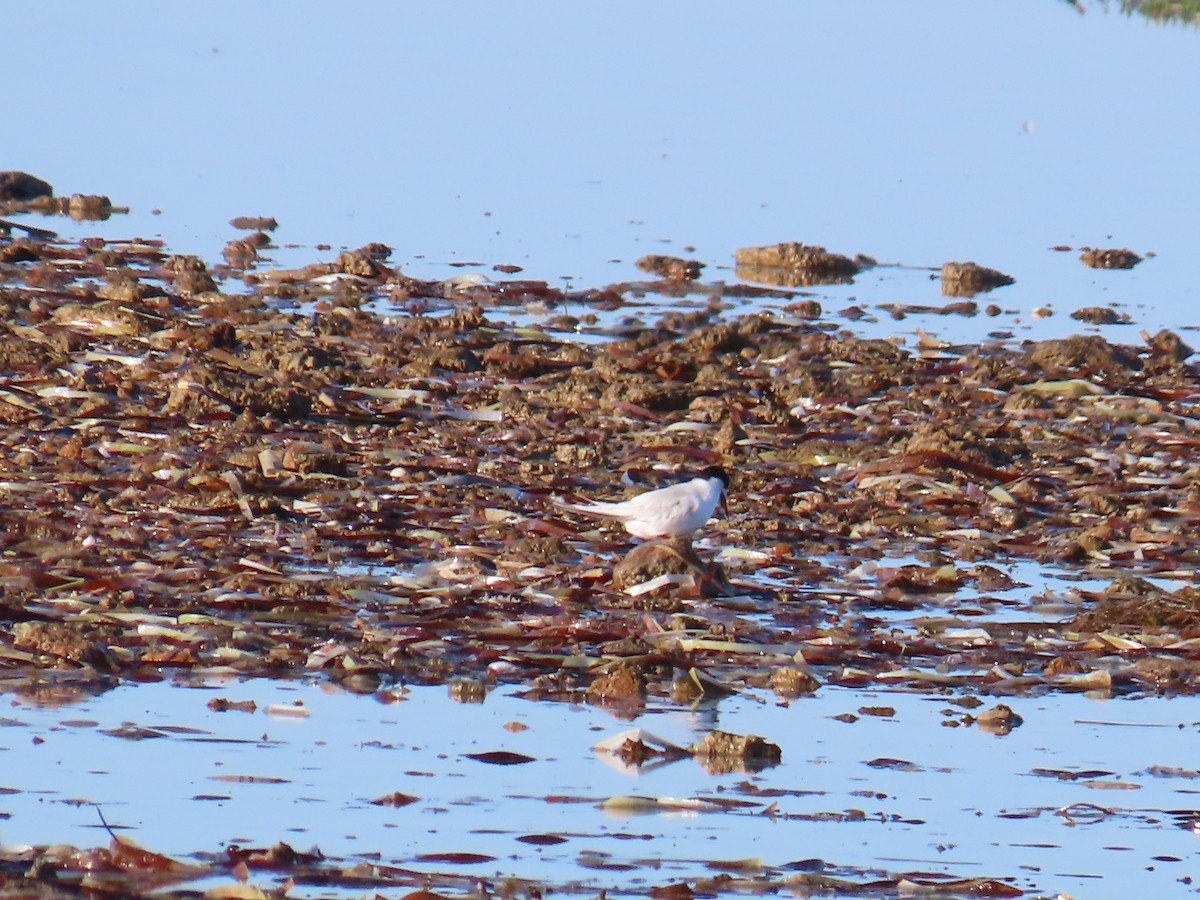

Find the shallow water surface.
[
  {"left": 7, "top": 1, "right": 1200, "bottom": 343},
  {"left": 4, "top": 4, "right": 1200, "bottom": 897},
  {"left": 3, "top": 678, "right": 1199, "bottom": 896}
]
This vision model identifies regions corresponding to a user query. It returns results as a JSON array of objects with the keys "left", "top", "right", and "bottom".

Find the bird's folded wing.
[{"left": 626, "top": 487, "right": 697, "bottom": 519}]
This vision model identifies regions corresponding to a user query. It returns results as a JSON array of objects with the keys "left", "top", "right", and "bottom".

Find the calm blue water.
[
  {"left": 5, "top": 4, "right": 1200, "bottom": 895},
  {"left": 2, "top": 678, "right": 1198, "bottom": 897},
  {"left": 7, "top": 2, "right": 1200, "bottom": 343}
]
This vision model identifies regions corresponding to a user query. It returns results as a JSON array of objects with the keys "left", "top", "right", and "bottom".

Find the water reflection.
[
  {"left": 0, "top": 671, "right": 118, "bottom": 707},
  {"left": 1, "top": 677, "right": 1198, "bottom": 896},
  {"left": 1, "top": 4, "right": 1197, "bottom": 896}
]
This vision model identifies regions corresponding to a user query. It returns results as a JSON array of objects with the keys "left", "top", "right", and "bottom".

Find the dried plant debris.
[
  {"left": 0, "top": 219, "right": 1196, "bottom": 708},
  {"left": 0, "top": 833, "right": 1030, "bottom": 899},
  {"left": 940, "top": 261, "right": 1015, "bottom": 297}
]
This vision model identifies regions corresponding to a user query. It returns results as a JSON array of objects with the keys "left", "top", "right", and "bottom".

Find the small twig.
[
  {"left": 0, "top": 218, "right": 58, "bottom": 240},
  {"left": 95, "top": 805, "right": 117, "bottom": 839}
]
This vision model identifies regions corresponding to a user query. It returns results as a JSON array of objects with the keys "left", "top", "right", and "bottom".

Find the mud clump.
[
  {"left": 501, "top": 535, "right": 575, "bottom": 566},
  {"left": 1027, "top": 334, "right": 1140, "bottom": 378},
  {"left": 586, "top": 666, "right": 647, "bottom": 705},
  {"left": 1142, "top": 328, "right": 1194, "bottom": 368},
  {"left": 735, "top": 241, "right": 867, "bottom": 286},
  {"left": 1080, "top": 247, "right": 1142, "bottom": 269},
  {"left": 0, "top": 171, "right": 53, "bottom": 201},
  {"left": 1070, "top": 576, "right": 1200, "bottom": 632},
  {"left": 897, "top": 419, "right": 1023, "bottom": 471},
  {"left": 229, "top": 215, "right": 279, "bottom": 232},
  {"left": 636, "top": 254, "right": 704, "bottom": 281},
  {"left": 1070, "top": 306, "right": 1129, "bottom": 325},
  {"left": 940, "top": 261, "right": 1015, "bottom": 297},
  {"left": 769, "top": 666, "right": 820, "bottom": 697},
  {"left": 612, "top": 538, "right": 729, "bottom": 598},
  {"left": 602, "top": 377, "right": 695, "bottom": 412},
  {"left": 12, "top": 622, "right": 115, "bottom": 671},
  {"left": 692, "top": 729, "right": 782, "bottom": 772},
  {"left": 976, "top": 703, "right": 1023, "bottom": 735}
]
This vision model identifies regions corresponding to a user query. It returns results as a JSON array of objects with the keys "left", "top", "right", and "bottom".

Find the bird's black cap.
[{"left": 698, "top": 465, "right": 729, "bottom": 487}]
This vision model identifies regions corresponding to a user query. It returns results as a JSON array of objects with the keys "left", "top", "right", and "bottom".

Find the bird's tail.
[{"left": 551, "top": 497, "right": 627, "bottom": 520}]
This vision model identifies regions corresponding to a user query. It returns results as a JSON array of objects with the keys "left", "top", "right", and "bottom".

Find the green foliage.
[{"left": 1114, "top": 0, "right": 1200, "bottom": 25}]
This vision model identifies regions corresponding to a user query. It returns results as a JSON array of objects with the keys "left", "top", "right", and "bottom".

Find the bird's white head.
[{"left": 698, "top": 465, "right": 730, "bottom": 518}]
